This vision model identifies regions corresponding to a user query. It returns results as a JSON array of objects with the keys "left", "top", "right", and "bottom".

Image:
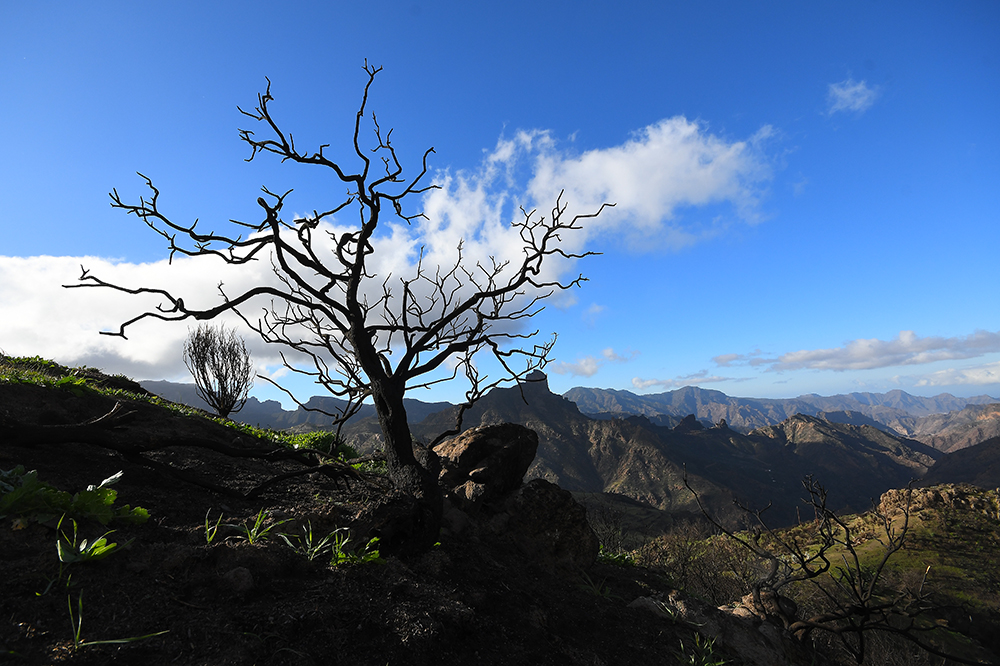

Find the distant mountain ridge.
[
  {"left": 317, "top": 375, "right": 942, "bottom": 527},
  {"left": 564, "top": 385, "right": 997, "bottom": 429},
  {"left": 140, "top": 380, "right": 452, "bottom": 430},
  {"left": 143, "top": 379, "right": 1000, "bottom": 455},
  {"left": 563, "top": 385, "right": 1000, "bottom": 450},
  {"left": 141, "top": 377, "right": 994, "bottom": 528}
]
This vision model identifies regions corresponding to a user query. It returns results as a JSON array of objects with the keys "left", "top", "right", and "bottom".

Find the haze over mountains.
[
  {"left": 142, "top": 377, "right": 1000, "bottom": 529},
  {"left": 564, "top": 385, "right": 999, "bottom": 434}
]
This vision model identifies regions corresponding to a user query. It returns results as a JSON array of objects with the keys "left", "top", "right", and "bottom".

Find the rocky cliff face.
[
  {"left": 910, "top": 403, "right": 1000, "bottom": 452},
  {"left": 405, "top": 380, "right": 946, "bottom": 528}
]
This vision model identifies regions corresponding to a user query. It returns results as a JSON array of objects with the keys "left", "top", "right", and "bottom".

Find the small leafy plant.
[
  {"left": 285, "top": 431, "right": 358, "bottom": 459},
  {"left": 56, "top": 515, "right": 130, "bottom": 565},
  {"left": 673, "top": 633, "right": 728, "bottom": 666},
  {"left": 277, "top": 521, "right": 337, "bottom": 561},
  {"left": 328, "top": 529, "right": 384, "bottom": 566},
  {"left": 204, "top": 509, "right": 224, "bottom": 545},
  {"left": 578, "top": 572, "right": 618, "bottom": 599},
  {"left": 597, "top": 545, "right": 635, "bottom": 566},
  {"left": 0, "top": 467, "right": 148, "bottom": 526},
  {"left": 53, "top": 374, "right": 90, "bottom": 397},
  {"left": 352, "top": 458, "right": 388, "bottom": 476},
  {"left": 238, "top": 508, "right": 290, "bottom": 545}
]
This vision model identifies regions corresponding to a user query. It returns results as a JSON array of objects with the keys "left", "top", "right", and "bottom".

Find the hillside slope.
[
  {"left": 403, "top": 377, "right": 943, "bottom": 527},
  {"left": 921, "top": 436, "right": 1000, "bottom": 488}
]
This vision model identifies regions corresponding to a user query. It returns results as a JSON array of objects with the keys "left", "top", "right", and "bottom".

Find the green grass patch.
[{"left": 2, "top": 354, "right": 360, "bottom": 459}]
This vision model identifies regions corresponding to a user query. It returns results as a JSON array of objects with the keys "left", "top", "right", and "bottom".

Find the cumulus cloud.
[
  {"left": 522, "top": 120, "right": 774, "bottom": 250},
  {"left": 632, "top": 369, "right": 744, "bottom": 391},
  {"left": 717, "top": 330, "right": 1000, "bottom": 373},
  {"left": 550, "top": 347, "right": 637, "bottom": 377},
  {"left": 827, "top": 78, "right": 879, "bottom": 115},
  {"left": 0, "top": 254, "right": 288, "bottom": 380},
  {"left": 1, "top": 115, "right": 774, "bottom": 384},
  {"left": 550, "top": 355, "right": 602, "bottom": 378}
]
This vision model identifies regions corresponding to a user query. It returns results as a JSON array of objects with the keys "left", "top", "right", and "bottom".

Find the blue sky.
[{"left": 2, "top": 1, "right": 999, "bottom": 407}]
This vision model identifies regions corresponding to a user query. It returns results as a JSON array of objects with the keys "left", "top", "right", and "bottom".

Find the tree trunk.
[{"left": 370, "top": 377, "right": 443, "bottom": 554}]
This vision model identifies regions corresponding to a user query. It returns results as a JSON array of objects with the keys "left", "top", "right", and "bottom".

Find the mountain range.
[
  {"left": 142, "top": 377, "right": 998, "bottom": 529},
  {"left": 143, "top": 379, "right": 1000, "bottom": 453},
  {"left": 565, "top": 385, "right": 999, "bottom": 433}
]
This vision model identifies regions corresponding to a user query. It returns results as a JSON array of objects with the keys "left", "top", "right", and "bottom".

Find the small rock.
[{"left": 221, "top": 566, "right": 254, "bottom": 595}]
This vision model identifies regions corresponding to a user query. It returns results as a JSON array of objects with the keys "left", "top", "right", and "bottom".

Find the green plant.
[
  {"left": 204, "top": 509, "right": 225, "bottom": 545},
  {"left": 53, "top": 374, "right": 90, "bottom": 397},
  {"left": 352, "top": 458, "right": 388, "bottom": 476},
  {"left": 286, "top": 431, "right": 359, "bottom": 459},
  {"left": 578, "top": 572, "right": 618, "bottom": 599},
  {"left": 238, "top": 508, "right": 290, "bottom": 545},
  {"left": 673, "top": 633, "right": 728, "bottom": 666},
  {"left": 0, "top": 355, "right": 93, "bottom": 396},
  {"left": 1, "top": 354, "right": 58, "bottom": 371},
  {"left": 67, "top": 591, "right": 168, "bottom": 651},
  {"left": 328, "top": 529, "right": 384, "bottom": 566},
  {"left": 277, "top": 521, "right": 338, "bottom": 561},
  {"left": 56, "top": 515, "right": 131, "bottom": 564},
  {"left": 0, "top": 467, "right": 148, "bottom": 526},
  {"left": 597, "top": 544, "right": 635, "bottom": 566}
]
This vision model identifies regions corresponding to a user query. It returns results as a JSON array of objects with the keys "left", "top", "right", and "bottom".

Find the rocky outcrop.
[
  {"left": 881, "top": 483, "right": 1000, "bottom": 519},
  {"left": 493, "top": 479, "right": 599, "bottom": 574},
  {"left": 630, "top": 590, "right": 817, "bottom": 666},
  {"left": 432, "top": 423, "right": 597, "bottom": 574},
  {"left": 673, "top": 414, "right": 705, "bottom": 433},
  {"left": 433, "top": 423, "right": 538, "bottom": 512}
]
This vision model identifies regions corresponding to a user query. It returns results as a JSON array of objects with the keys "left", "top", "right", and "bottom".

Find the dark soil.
[{"left": 1, "top": 381, "right": 712, "bottom": 666}]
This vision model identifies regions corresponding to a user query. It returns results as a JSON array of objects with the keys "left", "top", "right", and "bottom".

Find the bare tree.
[
  {"left": 183, "top": 323, "right": 254, "bottom": 419},
  {"left": 65, "top": 62, "right": 608, "bottom": 550}
]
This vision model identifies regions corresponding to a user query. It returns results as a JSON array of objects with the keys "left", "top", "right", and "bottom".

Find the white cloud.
[
  {"left": 422, "top": 118, "right": 773, "bottom": 268},
  {"left": 632, "top": 369, "right": 743, "bottom": 391},
  {"left": 712, "top": 353, "right": 743, "bottom": 367},
  {"left": 0, "top": 254, "right": 288, "bottom": 380},
  {"left": 550, "top": 347, "right": 637, "bottom": 377},
  {"left": 718, "top": 330, "right": 1000, "bottom": 373},
  {"left": 602, "top": 347, "right": 634, "bottom": 363},
  {"left": 1, "top": 115, "right": 774, "bottom": 385},
  {"left": 913, "top": 362, "right": 1000, "bottom": 388},
  {"left": 524, "top": 120, "right": 774, "bottom": 250},
  {"left": 827, "top": 78, "right": 879, "bottom": 115},
  {"left": 550, "top": 355, "right": 602, "bottom": 378}
]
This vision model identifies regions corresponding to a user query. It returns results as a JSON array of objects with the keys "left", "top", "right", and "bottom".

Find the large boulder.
[
  {"left": 432, "top": 423, "right": 538, "bottom": 512},
  {"left": 493, "top": 479, "right": 599, "bottom": 574}
]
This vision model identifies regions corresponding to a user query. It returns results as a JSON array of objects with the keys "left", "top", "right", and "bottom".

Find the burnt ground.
[{"left": 0, "top": 380, "right": 723, "bottom": 666}]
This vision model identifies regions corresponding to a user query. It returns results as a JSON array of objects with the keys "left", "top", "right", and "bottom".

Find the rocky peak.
[{"left": 672, "top": 414, "right": 705, "bottom": 433}]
